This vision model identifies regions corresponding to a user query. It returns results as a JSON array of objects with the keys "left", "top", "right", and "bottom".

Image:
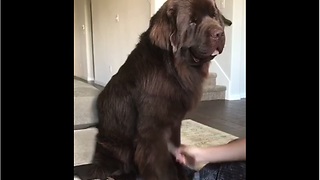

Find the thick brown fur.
[{"left": 89, "top": 0, "right": 232, "bottom": 179}]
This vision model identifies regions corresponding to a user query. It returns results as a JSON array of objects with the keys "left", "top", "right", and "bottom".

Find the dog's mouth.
[{"left": 189, "top": 48, "right": 221, "bottom": 65}]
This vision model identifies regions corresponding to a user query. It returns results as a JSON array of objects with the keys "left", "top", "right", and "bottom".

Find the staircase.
[{"left": 201, "top": 73, "right": 226, "bottom": 101}]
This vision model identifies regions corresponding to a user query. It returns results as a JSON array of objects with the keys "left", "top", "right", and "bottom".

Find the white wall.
[
  {"left": 74, "top": 0, "right": 94, "bottom": 81},
  {"left": 209, "top": 0, "right": 246, "bottom": 100},
  {"left": 229, "top": 0, "right": 246, "bottom": 99},
  {"left": 209, "top": 0, "right": 233, "bottom": 99},
  {"left": 74, "top": 0, "right": 245, "bottom": 99},
  {"left": 150, "top": 0, "right": 166, "bottom": 16},
  {"left": 91, "top": 0, "right": 151, "bottom": 85}
]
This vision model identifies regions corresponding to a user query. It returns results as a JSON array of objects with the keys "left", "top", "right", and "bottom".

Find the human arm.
[{"left": 174, "top": 138, "right": 246, "bottom": 170}]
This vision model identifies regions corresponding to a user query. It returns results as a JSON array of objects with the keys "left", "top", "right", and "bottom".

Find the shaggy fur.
[{"left": 89, "top": 0, "right": 231, "bottom": 179}]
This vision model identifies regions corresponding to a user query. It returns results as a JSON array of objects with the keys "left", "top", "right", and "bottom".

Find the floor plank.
[{"left": 185, "top": 99, "right": 246, "bottom": 138}]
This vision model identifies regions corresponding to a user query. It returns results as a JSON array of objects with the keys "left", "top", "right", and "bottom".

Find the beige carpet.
[
  {"left": 181, "top": 119, "right": 238, "bottom": 147},
  {"left": 180, "top": 119, "right": 239, "bottom": 170}
]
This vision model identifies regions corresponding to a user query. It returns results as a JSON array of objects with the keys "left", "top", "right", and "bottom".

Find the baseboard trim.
[
  {"left": 226, "top": 94, "right": 241, "bottom": 100},
  {"left": 240, "top": 92, "right": 246, "bottom": 99},
  {"left": 94, "top": 80, "right": 106, "bottom": 87}
]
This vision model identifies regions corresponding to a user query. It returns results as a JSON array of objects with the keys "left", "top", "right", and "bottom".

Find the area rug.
[
  {"left": 180, "top": 119, "right": 239, "bottom": 170},
  {"left": 181, "top": 119, "right": 238, "bottom": 147}
]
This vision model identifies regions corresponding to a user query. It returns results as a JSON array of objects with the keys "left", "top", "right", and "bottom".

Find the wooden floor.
[{"left": 185, "top": 99, "right": 246, "bottom": 138}]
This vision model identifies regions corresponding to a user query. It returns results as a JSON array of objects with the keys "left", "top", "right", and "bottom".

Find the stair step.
[
  {"left": 201, "top": 85, "right": 226, "bottom": 101},
  {"left": 203, "top": 72, "right": 217, "bottom": 88},
  {"left": 203, "top": 83, "right": 226, "bottom": 92},
  {"left": 74, "top": 128, "right": 98, "bottom": 166}
]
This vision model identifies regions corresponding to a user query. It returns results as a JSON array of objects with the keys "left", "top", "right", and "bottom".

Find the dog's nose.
[{"left": 209, "top": 28, "right": 223, "bottom": 39}]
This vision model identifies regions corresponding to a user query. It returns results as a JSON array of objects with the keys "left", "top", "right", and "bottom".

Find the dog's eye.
[{"left": 209, "top": 11, "right": 216, "bottom": 18}]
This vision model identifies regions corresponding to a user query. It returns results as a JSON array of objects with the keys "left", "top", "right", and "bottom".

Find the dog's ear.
[
  {"left": 149, "top": 1, "right": 177, "bottom": 50},
  {"left": 221, "top": 15, "right": 232, "bottom": 26}
]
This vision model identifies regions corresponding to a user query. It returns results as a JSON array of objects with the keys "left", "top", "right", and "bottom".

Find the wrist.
[
  {"left": 196, "top": 147, "right": 211, "bottom": 163},
  {"left": 202, "top": 146, "right": 224, "bottom": 163}
]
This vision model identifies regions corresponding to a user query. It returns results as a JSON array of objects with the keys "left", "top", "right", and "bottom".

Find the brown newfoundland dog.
[{"left": 91, "top": 0, "right": 231, "bottom": 179}]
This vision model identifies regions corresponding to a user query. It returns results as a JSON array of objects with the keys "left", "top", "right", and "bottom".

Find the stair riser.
[{"left": 201, "top": 91, "right": 226, "bottom": 101}]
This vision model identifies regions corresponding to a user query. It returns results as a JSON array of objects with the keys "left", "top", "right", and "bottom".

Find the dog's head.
[{"left": 149, "top": 0, "right": 231, "bottom": 65}]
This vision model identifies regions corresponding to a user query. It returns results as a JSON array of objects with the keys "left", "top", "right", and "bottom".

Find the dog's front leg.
[
  {"left": 169, "top": 121, "right": 193, "bottom": 180},
  {"left": 134, "top": 128, "right": 179, "bottom": 180}
]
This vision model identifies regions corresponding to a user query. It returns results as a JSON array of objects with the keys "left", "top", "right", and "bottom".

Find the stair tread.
[{"left": 203, "top": 85, "right": 226, "bottom": 92}]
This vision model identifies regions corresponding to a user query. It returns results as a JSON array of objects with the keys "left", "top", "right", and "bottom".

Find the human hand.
[{"left": 174, "top": 145, "right": 208, "bottom": 171}]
